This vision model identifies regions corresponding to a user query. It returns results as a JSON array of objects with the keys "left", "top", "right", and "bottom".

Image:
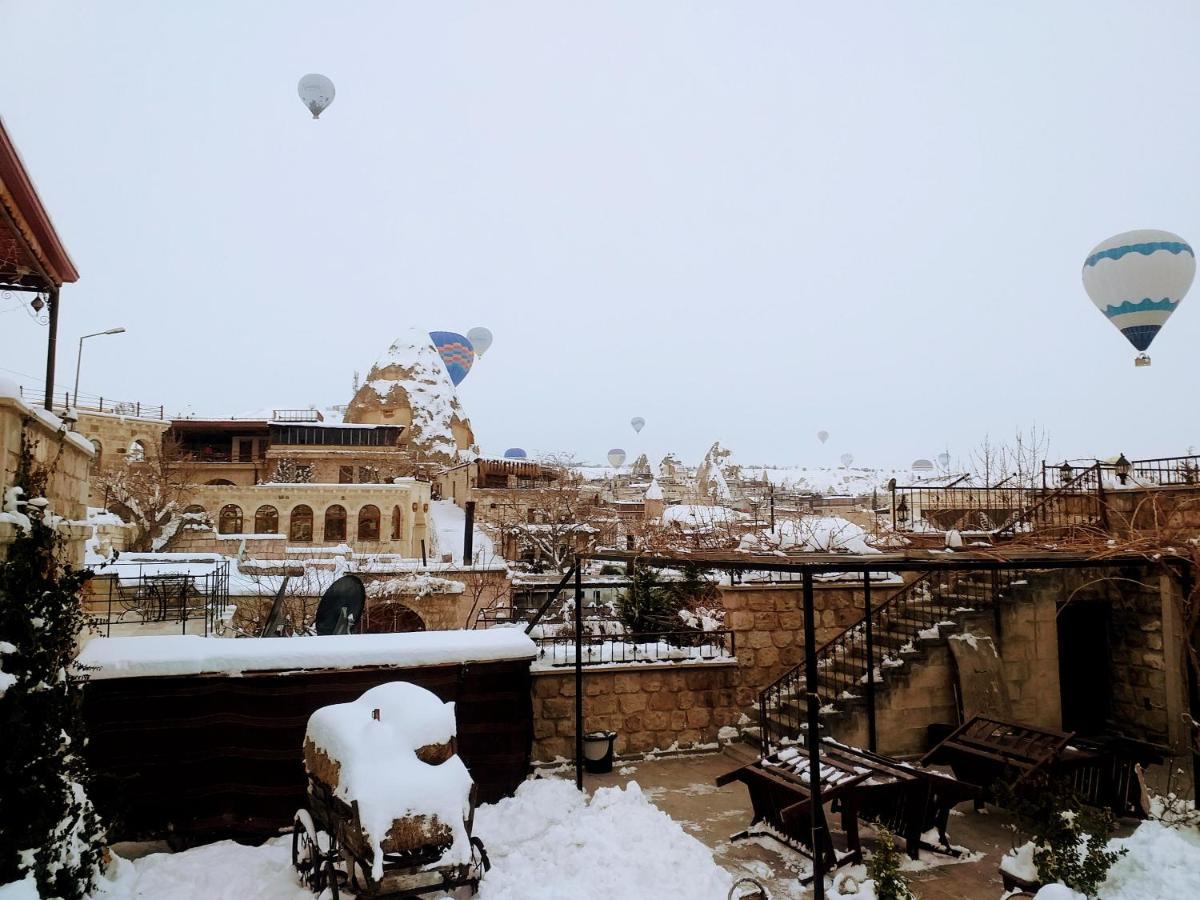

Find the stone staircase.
[{"left": 753, "top": 567, "right": 1034, "bottom": 753}]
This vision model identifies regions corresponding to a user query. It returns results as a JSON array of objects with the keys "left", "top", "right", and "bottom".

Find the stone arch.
[
  {"left": 324, "top": 505, "right": 347, "bottom": 542},
  {"left": 363, "top": 601, "right": 426, "bottom": 634},
  {"left": 90, "top": 439, "right": 103, "bottom": 472},
  {"left": 254, "top": 505, "right": 279, "bottom": 534},
  {"left": 357, "top": 504, "right": 381, "bottom": 542},
  {"left": 218, "top": 504, "right": 243, "bottom": 534},
  {"left": 289, "top": 505, "right": 313, "bottom": 542},
  {"left": 205, "top": 478, "right": 235, "bottom": 486},
  {"left": 127, "top": 439, "right": 146, "bottom": 463}
]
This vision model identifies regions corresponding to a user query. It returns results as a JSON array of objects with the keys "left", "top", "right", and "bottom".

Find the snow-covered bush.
[{"left": 0, "top": 429, "right": 104, "bottom": 898}]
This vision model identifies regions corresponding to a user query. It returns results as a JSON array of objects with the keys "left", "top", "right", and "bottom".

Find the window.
[
  {"left": 254, "top": 505, "right": 279, "bottom": 534},
  {"left": 183, "top": 504, "right": 205, "bottom": 516},
  {"left": 205, "top": 478, "right": 235, "bottom": 486},
  {"left": 218, "top": 504, "right": 243, "bottom": 535},
  {"left": 324, "top": 505, "right": 347, "bottom": 542},
  {"left": 290, "top": 505, "right": 313, "bottom": 542},
  {"left": 358, "top": 505, "right": 381, "bottom": 542},
  {"left": 128, "top": 440, "right": 146, "bottom": 463},
  {"left": 391, "top": 505, "right": 403, "bottom": 540},
  {"left": 339, "top": 466, "right": 354, "bottom": 484}
]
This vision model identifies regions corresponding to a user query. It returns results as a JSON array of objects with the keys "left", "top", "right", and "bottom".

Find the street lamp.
[
  {"left": 73, "top": 327, "right": 125, "bottom": 407},
  {"left": 1059, "top": 460, "right": 1074, "bottom": 486}
]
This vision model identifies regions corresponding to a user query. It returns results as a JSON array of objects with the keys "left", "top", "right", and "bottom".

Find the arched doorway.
[{"left": 363, "top": 602, "right": 426, "bottom": 634}]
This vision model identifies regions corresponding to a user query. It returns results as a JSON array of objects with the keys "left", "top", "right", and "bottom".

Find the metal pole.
[
  {"left": 574, "top": 558, "right": 584, "bottom": 791},
  {"left": 802, "top": 569, "right": 825, "bottom": 899},
  {"left": 864, "top": 571, "right": 876, "bottom": 753},
  {"left": 44, "top": 289, "right": 59, "bottom": 411},
  {"left": 73, "top": 334, "right": 86, "bottom": 407}
]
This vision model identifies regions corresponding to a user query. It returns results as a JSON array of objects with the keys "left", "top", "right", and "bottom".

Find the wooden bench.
[{"left": 717, "top": 740, "right": 980, "bottom": 875}]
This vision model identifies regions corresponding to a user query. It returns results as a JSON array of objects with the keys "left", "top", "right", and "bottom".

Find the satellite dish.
[
  {"left": 259, "top": 576, "right": 292, "bottom": 638},
  {"left": 297, "top": 74, "right": 336, "bottom": 119},
  {"left": 467, "top": 327, "right": 493, "bottom": 357},
  {"left": 503, "top": 448, "right": 527, "bottom": 459},
  {"left": 607, "top": 448, "right": 627, "bottom": 467},
  {"left": 314, "top": 574, "right": 365, "bottom": 636}
]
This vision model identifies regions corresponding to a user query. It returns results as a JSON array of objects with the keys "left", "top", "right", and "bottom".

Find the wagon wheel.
[{"left": 291, "top": 810, "right": 325, "bottom": 894}]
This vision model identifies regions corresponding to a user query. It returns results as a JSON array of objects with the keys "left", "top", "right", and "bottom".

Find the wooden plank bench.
[{"left": 718, "top": 740, "right": 980, "bottom": 874}]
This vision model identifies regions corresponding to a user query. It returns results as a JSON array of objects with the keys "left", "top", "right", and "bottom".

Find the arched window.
[
  {"left": 127, "top": 440, "right": 146, "bottom": 463},
  {"left": 391, "top": 505, "right": 403, "bottom": 541},
  {"left": 205, "top": 478, "right": 235, "bottom": 486},
  {"left": 324, "top": 505, "right": 347, "bottom": 542},
  {"left": 358, "top": 505, "right": 381, "bottom": 542},
  {"left": 254, "top": 505, "right": 279, "bottom": 534},
  {"left": 290, "top": 505, "right": 313, "bottom": 542},
  {"left": 218, "top": 504, "right": 243, "bottom": 535},
  {"left": 183, "top": 504, "right": 206, "bottom": 516},
  {"left": 90, "top": 440, "right": 103, "bottom": 473}
]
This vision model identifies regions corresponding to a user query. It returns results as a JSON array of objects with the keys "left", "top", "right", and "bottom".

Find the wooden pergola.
[{"left": 0, "top": 117, "right": 79, "bottom": 411}]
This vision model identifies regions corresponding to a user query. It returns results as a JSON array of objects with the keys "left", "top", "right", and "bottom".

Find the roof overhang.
[{"left": 0, "top": 117, "right": 79, "bottom": 292}]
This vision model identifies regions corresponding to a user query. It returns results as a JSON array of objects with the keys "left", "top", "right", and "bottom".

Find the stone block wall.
[
  {"left": 1106, "top": 485, "right": 1200, "bottom": 534},
  {"left": 73, "top": 411, "right": 171, "bottom": 507},
  {"left": 531, "top": 663, "right": 741, "bottom": 761},
  {"left": 721, "top": 580, "right": 903, "bottom": 707}
]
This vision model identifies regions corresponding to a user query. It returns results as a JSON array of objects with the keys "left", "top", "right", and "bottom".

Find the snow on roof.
[
  {"left": 76, "top": 630, "right": 536, "bottom": 680},
  {"left": 740, "top": 515, "right": 880, "bottom": 555},
  {"left": 661, "top": 504, "right": 744, "bottom": 531},
  {"left": 305, "top": 682, "right": 473, "bottom": 879}
]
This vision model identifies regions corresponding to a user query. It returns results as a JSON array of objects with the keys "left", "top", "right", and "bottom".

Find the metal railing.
[
  {"left": 758, "top": 569, "right": 1030, "bottom": 752},
  {"left": 993, "top": 463, "right": 1105, "bottom": 538},
  {"left": 88, "top": 560, "right": 231, "bottom": 637},
  {"left": 1047, "top": 455, "right": 1200, "bottom": 489},
  {"left": 534, "top": 629, "right": 735, "bottom": 667},
  {"left": 18, "top": 385, "right": 165, "bottom": 419}
]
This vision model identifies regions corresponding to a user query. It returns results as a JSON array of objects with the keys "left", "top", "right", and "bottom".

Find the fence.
[
  {"left": 88, "top": 559, "right": 231, "bottom": 637},
  {"left": 1047, "top": 456, "right": 1200, "bottom": 489},
  {"left": 18, "top": 385, "right": 165, "bottom": 420},
  {"left": 533, "top": 629, "right": 735, "bottom": 667}
]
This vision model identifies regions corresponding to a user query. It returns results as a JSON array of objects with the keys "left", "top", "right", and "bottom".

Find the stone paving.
[{"left": 585, "top": 748, "right": 1020, "bottom": 899}]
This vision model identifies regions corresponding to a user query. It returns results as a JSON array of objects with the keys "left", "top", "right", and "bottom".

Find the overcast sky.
[{"left": 2, "top": 2, "right": 1199, "bottom": 470}]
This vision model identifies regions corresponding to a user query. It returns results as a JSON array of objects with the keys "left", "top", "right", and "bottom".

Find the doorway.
[{"left": 1057, "top": 600, "right": 1113, "bottom": 736}]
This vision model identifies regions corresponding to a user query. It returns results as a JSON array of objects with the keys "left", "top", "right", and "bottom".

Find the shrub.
[{"left": 866, "top": 825, "right": 912, "bottom": 900}]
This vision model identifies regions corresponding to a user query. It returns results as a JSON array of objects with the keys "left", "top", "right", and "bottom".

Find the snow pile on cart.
[{"left": 298, "top": 681, "right": 486, "bottom": 896}]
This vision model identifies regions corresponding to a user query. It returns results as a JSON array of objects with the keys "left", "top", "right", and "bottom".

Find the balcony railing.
[
  {"left": 533, "top": 629, "right": 735, "bottom": 667},
  {"left": 18, "top": 386, "right": 164, "bottom": 419}
]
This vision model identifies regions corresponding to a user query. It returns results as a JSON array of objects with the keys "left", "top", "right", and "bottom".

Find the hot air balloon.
[
  {"left": 840, "top": 453, "right": 854, "bottom": 467},
  {"left": 1082, "top": 229, "right": 1195, "bottom": 366},
  {"left": 937, "top": 452, "right": 951, "bottom": 469},
  {"left": 912, "top": 458, "right": 934, "bottom": 472},
  {"left": 428, "top": 332, "right": 475, "bottom": 386},
  {"left": 817, "top": 431, "right": 829, "bottom": 444},
  {"left": 297, "top": 74, "right": 336, "bottom": 119},
  {"left": 467, "top": 327, "right": 493, "bottom": 358},
  {"left": 607, "top": 448, "right": 627, "bottom": 467},
  {"left": 630, "top": 417, "right": 645, "bottom": 434},
  {"left": 503, "top": 448, "right": 527, "bottom": 459}
]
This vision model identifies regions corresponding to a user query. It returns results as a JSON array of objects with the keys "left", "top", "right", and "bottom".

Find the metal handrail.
[
  {"left": 534, "top": 629, "right": 735, "bottom": 667},
  {"left": 17, "top": 385, "right": 165, "bottom": 419}
]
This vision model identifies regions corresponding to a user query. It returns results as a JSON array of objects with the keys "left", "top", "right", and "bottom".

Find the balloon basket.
[{"left": 1135, "top": 354, "right": 1152, "bottom": 367}]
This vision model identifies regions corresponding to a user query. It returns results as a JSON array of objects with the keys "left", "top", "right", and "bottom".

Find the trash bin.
[{"left": 582, "top": 730, "right": 618, "bottom": 774}]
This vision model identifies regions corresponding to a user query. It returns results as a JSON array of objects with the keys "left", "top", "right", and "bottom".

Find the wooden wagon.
[{"left": 291, "top": 772, "right": 488, "bottom": 899}]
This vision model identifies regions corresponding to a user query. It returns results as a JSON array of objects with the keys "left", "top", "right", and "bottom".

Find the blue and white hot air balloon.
[
  {"left": 429, "top": 331, "right": 475, "bottom": 385},
  {"left": 1082, "top": 229, "right": 1194, "bottom": 366}
]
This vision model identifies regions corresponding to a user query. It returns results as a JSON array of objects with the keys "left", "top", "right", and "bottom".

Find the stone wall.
[
  {"left": 72, "top": 411, "right": 171, "bottom": 506},
  {"left": 721, "top": 579, "right": 905, "bottom": 707},
  {"left": 1106, "top": 484, "right": 1200, "bottom": 534},
  {"left": 1, "top": 394, "right": 95, "bottom": 565},
  {"left": 530, "top": 662, "right": 741, "bottom": 761}
]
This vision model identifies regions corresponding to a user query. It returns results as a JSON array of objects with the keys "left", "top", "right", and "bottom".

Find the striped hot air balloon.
[
  {"left": 429, "top": 331, "right": 475, "bottom": 385},
  {"left": 1082, "top": 229, "right": 1194, "bottom": 366}
]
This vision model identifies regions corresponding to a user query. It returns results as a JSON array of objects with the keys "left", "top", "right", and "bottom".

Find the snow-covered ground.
[{"left": 64, "top": 778, "right": 731, "bottom": 900}]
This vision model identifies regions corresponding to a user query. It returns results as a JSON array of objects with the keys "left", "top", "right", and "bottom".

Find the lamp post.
[
  {"left": 73, "top": 327, "right": 125, "bottom": 407},
  {"left": 1114, "top": 453, "right": 1132, "bottom": 486}
]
